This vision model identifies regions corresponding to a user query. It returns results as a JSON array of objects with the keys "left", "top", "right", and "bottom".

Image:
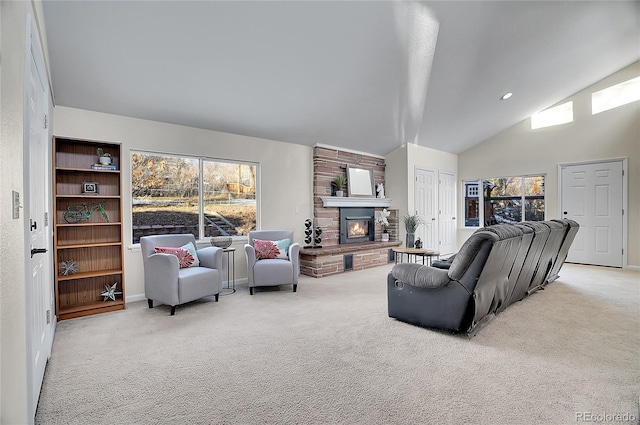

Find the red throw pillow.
[
  {"left": 154, "top": 246, "right": 195, "bottom": 268},
  {"left": 254, "top": 239, "right": 280, "bottom": 260}
]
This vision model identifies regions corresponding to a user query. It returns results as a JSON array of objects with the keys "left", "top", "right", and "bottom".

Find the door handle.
[
  {"left": 563, "top": 211, "right": 568, "bottom": 215},
  {"left": 30, "top": 219, "right": 37, "bottom": 231},
  {"left": 30, "top": 248, "right": 47, "bottom": 258},
  {"left": 452, "top": 217, "right": 456, "bottom": 220}
]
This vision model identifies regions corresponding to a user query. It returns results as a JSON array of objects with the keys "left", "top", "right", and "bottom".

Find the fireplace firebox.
[{"left": 339, "top": 207, "right": 375, "bottom": 244}]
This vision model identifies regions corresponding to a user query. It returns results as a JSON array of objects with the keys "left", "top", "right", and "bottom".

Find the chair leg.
[
  {"left": 170, "top": 306, "right": 176, "bottom": 316},
  {"left": 250, "top": 287, "right": 254, "bottom": 295},
  {"left": 215, "top": 294, "right": 219, "bottom": 302},
  {"left": 293, "top": 284, "right": 297, "bottom": 293},
  {"left": 148, "top": 299, "right": 153, "bottom": 309}
]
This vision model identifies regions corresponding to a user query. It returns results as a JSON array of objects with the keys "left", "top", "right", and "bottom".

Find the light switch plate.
[{"left": 12, "top": 191, "right": 20, "bottom": 219}]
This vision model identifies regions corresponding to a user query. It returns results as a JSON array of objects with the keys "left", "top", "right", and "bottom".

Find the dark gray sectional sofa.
[{"left": 387, "top": 219, "right": 579, "bottom": 336}]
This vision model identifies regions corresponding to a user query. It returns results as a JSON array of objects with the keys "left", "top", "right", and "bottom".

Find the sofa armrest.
[
  {"left": 244, "top": 244, "right": 256, "bottom": 286},
  {"left": 391, "top": 263, "right": 451, "bottom": 289},
  {"left": 144, "top": 253, "right": 180, "bottom": 305},
  {"left": 432, "top": 254, "right": 455, "bottom": 270},
  {"left": 289, "top": 242, "right": 300, "bottom": 283},
  {"left": 197, "top": 246, "right": 223, "bottom": 271}
]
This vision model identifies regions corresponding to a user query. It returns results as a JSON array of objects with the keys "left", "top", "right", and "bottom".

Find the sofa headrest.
[
  {"left": 544, "top": 220, "right": 565, "bottom": 230},
  {"left": 514, "top": 224, "right": 534, "bottom": 235},
  {"left": 520, "top": 221, "right": 549, "bottom": 233},
  {"left": 480, "top": 224, "right": 523, "bottom": 239},
  {"left": 552, "top": 218, "right": 579, "bottom": 229},
  {"left": 448, "top": 231, "right": 499, "bottom": 281}
]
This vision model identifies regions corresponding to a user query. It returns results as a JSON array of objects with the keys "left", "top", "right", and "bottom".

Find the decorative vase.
[
  {"left": 381, "top": 232, "right": 389, "bottom": 242},
  {"left": 303, "top": 218, "right": 313, "bottom": 248},
  {"left": 335, "top": 190, "right": 344, "bottom": 197},
  {"left": 99, "top": 157, "right": 112, "bottom": 165},
  {"left": 406, "top": 233, "right": 414, "bottom": 248}
]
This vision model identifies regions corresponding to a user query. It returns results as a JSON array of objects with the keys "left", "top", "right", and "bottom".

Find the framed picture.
[{"left": 81, "top": 182, "right": 99, "bottom": 195}]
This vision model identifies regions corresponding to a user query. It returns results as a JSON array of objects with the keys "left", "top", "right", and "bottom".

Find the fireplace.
[{"left": 339, "top": 207, "right": 375, "bottom": 244}]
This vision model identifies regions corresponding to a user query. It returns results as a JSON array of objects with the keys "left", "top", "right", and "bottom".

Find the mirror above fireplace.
[{"left": 347, "top": 165, "right": 374, "bottom": 197}]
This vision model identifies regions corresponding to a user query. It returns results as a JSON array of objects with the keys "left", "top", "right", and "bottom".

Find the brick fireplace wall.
[
  {"left": 313, "top": 146, "right": 386, "bottom": 245},
  {"left": 300, "top": 146, "right": 400, "bottom": 277}
]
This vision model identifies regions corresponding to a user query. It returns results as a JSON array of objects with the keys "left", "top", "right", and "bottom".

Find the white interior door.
[
  {"left": 561, "top": 161, "right": 623, "bottom": 267},
  {"left": 415, "top": 167, "right": 436, "bottom": 250},
  {"left": 25, "top": 21, "right": 54, "bottom": 420},
  {"left": 438, "top": 171, "right": 456, "bottom": 256}
]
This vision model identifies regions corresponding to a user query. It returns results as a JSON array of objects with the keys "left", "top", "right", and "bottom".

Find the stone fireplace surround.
[{"left": 300, "top": 147, "right": 401, "bottom": 278}]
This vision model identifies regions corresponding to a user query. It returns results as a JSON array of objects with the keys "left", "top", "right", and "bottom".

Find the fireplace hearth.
[{"left": 339, "top": 207, "right": 375, "bottom": 244}]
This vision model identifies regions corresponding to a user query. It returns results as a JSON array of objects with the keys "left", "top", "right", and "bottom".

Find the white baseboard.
[
  {"left": 126, "top": 294, "right": 147, "bottom": 303},
  {"left": 226, "top": 277, "right": 249, "bottom": 287},
  {"left": 626, "top": 265, "right": 640, "bottom": 271}
]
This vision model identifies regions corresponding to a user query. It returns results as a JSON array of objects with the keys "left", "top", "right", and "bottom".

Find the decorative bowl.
[{"left": 210, "top": 236, "right": 232, "bottom": 249}]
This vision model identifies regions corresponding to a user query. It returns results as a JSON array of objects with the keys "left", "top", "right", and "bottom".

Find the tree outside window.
[
  {"left": 464, "top": 175, "right": 545, "bottom": 227},
  {"left": 131, "top": 151, "right": 257, "bottom": 243}
]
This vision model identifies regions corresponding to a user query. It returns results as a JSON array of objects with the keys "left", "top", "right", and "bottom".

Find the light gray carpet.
[{"left": 36, "top": 263, "right": 639, "bottom": 425}]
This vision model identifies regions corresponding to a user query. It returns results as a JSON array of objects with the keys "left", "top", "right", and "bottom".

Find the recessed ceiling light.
[{"left": 501, "top": 92, "right": 513, "bottom": 100}]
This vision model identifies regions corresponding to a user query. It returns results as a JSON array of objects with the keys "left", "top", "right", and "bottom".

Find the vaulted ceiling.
[{"left": 42, "top": 1, "right": 640, "bottom": 156}]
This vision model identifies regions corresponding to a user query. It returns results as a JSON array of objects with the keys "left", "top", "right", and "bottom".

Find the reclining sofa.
[{"left": 387, "top": 219, "right": 579, "bottom": 335}]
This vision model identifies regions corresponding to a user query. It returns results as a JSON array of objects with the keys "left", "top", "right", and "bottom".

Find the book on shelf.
[{"left": 91, "top": 164, "right": 117, "bottom": 171}]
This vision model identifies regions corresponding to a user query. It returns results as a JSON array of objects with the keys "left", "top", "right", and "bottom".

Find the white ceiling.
[{"left": 42, "top": 1, "right": 640, "bottom": 156}]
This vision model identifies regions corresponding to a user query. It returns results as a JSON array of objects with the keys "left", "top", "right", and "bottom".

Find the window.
[
  {"left": 131, "top": 151, "right": 257, "bottom": 244},
  {"left": 592, "top": 76, "right": 640, "bottom": 115},
  {"left": 531, "top": 101, "right": 573, "bottom": 130},
  {"left": 463, "top": 175, "right": 545, "bottom": 228},
  {"left": 464, "top": 181, "right": 480, "bottom": 227}
]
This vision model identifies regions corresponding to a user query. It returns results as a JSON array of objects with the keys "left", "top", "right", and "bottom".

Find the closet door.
[
  {"left": 438, "top": 171, "right": 456, "bottom": 256},
  {"left": 415, "top": 167, "right": 436, "bottom": 250}
]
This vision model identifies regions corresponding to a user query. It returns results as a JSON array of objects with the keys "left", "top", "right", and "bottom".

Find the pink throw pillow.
[
  {"left": 154, "top": 246, "right": 195, "bottom": 269},
  {"left": 254, "top": 239, "right": 280, "bottom": 260}
]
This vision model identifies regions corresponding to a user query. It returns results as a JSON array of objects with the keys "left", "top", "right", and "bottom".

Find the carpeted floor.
[{"left": 35, "top": 263, "right": 639, "bottom": 425}]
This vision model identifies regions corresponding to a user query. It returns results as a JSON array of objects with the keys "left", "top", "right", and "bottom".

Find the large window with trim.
[
  {"left": 131, "top": 151, "right": 257, "bottom": 243},
  {"left": 464, "top": 175, "right": 545, "bottom": 227}
]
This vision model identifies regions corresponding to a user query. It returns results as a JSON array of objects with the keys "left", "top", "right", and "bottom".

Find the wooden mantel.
[{"left": 320, "top": 196, "right": 392, "bottom": 208}]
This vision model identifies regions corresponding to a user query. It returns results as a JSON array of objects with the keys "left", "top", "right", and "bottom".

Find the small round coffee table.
[{"left": 392, "top": 247, "right": 440, "bottom": 266}]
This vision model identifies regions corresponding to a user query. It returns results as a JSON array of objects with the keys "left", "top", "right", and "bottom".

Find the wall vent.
[{"left": 344, "top": 254, "right": 354, "bottom": 271}]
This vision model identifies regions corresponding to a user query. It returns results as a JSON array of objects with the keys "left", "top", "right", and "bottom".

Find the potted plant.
[
  {"left": 376, "top": 208, "right": 391, "bottom": 242},
  {"left": 403, "top": 213, "right": 423, "bottom": 248},
  {"left": 96, "top": 148, "right": 112, "bottom": 165},
  {"left": 332, "top": 175, "right": 346, "bottom": 197}
]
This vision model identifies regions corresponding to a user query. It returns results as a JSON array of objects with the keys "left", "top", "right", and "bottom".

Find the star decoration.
[
  {"left": 60, "top": 260, "right": 78, "bottom": 276},
  {"left": 100, "top": 282, "right": 122, "bottom": 301}
]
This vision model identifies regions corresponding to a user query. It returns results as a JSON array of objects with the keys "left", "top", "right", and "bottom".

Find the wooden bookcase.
[{"left": 53, "top": 137, "right": 125, "bottom": 320}]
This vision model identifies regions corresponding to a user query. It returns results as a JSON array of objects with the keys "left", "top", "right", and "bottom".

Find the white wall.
[
  {"left": 53, "top": 106, "right": 314, "bottom": 300},
  {"left": 384, "top": 143, "right": 408, "bottom": 215},
  {"left": 384, "top": 143, "right": 458, "bottom": 244},
  {"left": 1, "top": 1, "right": 52, "bottom": 423},
  {"left": 406, "top": 143, "right": 458, "bottom": 214},
  {"left": 458, "top": 62, "right": 640, "bottom": 267}
]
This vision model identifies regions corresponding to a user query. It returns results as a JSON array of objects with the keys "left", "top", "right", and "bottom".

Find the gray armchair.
[
  {"left": 140, "top": 234, "right": 223, "bottom": 315},
  {"left": 245, "top": 230, "right": 300, "bottom": 295}
]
